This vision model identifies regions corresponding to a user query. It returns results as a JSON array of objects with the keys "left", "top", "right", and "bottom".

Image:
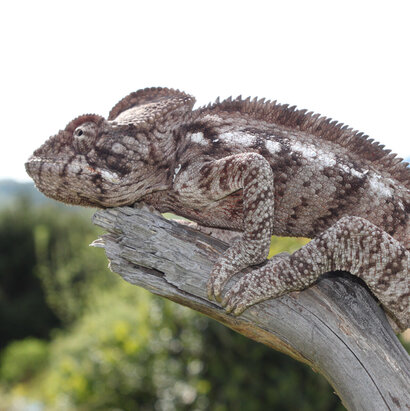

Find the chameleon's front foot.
[
  {"left": 207, "top": 238, "right": 271, "bottom": 302},
  {"left": 220, "top": 252, "right": 296, "bottom": 315}
]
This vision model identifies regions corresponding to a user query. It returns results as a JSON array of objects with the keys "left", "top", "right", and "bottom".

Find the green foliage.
[
  {"left": 201, "top": 323, "right": 343, "bottom": 411},
  {"left": 29, "top": 283, "right": 210, "bottom": 410},
  {"left": 268, "top": 235, "right": 310, "bottom": 258},
  {"left": 0, "top": 194, "right": 344, "bottom": 410},
  {"left": 32, "top": 206, "right": 114, "bottom": 324},
  {"left": 0, "top": 199, "right": 61, "bottom": 346},
  {"left": 0, "top": 338, "right": 48, "bottom": 384},
  {"left": 8, "top": 281, "right": 342, "bottom": 411},
  {"left": 0, "top": 197, "right": 114, "bottom": 349}
]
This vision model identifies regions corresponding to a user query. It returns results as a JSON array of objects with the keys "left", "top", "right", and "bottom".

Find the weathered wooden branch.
[{"left": 92, "top": 207, "right": 410, "bottom": 411}]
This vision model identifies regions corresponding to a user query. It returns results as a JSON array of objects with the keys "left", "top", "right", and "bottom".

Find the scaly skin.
[{"left": 25, "top": 87, "right": 409, "bottom": 331}]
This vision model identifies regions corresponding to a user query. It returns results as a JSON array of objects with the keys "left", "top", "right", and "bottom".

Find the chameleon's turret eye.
[
  {"left": 72, "top": 122, "right": 99, "bottom": 152},
  {"left": 74, "top": 128, "right": 84, "bottom": 137},
  {"left": 73, "top": 123, "right": 97, "bottom": 140}
]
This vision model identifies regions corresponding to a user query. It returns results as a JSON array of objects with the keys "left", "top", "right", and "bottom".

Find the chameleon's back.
[{"left": 187, "top": 105, "right": 409, "bottom": 246}]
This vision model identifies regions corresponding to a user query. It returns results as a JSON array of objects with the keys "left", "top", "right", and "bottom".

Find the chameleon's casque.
[{"left": 26, "top": 87, "right": 410, "bottom": 331}]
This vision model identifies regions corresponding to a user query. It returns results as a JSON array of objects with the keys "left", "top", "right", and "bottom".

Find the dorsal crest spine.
[{"left": 196, "top": 96, "right": 410, "bottom": 187}]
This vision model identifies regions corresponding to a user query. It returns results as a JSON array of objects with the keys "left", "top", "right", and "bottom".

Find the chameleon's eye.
[
  {"left": 72, "top": 122, "right": 99, "bottom": 152},
  {"left": 74, "top": 128, "right": 84, "bottom": 137}
]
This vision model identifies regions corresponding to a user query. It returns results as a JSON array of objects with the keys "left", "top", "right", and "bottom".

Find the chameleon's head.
[
  {"left": 25, "top": 88, "right": 196, "bottom": 207},
  {"left": 25, "top": 114, "right": 165, "bottom": 207}
]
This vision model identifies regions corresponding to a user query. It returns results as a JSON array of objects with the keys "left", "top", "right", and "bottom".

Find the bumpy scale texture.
[{"left": 26, "top": 87, "right": 410, "bottom": 331}]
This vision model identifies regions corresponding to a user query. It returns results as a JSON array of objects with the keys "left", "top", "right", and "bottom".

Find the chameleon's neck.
[{"left": 120, "top": 123, "right": 193, "bottom": 204}]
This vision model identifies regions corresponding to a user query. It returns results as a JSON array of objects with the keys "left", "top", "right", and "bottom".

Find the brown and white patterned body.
[{"left": 25, "top": 88, "right": 409, "bottom": 331}]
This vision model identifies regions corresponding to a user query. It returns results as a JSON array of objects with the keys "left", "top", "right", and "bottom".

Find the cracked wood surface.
[{"left": 92, "top": 206, "right": 410, "bottom": 411}]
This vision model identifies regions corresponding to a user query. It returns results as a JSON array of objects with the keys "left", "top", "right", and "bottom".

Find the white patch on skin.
[
  {"left": 69, "top": 162, "right": 82, "bottom": 174},
  {"left": 291, "top": 141, "right": 337, "bottom": 168},
  {"left": 100, "top": 169, "right": 120, "bottom": 184},
  {"left": 173, "top": 163, "right": 181, "bottom": 182},
  {"left": 352, "top": 168, "right": 368, "bottom": 178},
  {"left": 338, "top": 163, "right": 368, "bottom": 178},
  {"left": 266, "top": 140, "right": 281, "bottom": 154},
  {"left": 318, "top": 153, "right": 337, "bottom": 168},
  {"left": 369, "top": 175, "right": 393, "bottom": 197},
  {"left": 292, "top": 141, "right": 316, "bottom": 158},
  {"left": 202, "top": 114, "right": 224, "bottom": 123},
  {"left": 191, "top": 132, "right": 208, "bottom": 145},
  {"left": 219, "top": 132, "right": 256, "bottom": 147}
]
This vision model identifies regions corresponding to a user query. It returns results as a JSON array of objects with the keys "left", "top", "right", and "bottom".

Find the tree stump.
[{"left": 92, "top": 206, "right": 410, "bottom": 411}]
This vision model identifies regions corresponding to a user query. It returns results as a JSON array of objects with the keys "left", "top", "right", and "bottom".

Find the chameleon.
[{"left": 25, "top": 87, "right": 409, "bottom": 332}]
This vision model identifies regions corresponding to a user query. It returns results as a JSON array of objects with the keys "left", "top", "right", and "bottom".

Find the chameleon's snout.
[{"left": 25, "top": 156, "right": 41, "bottom": 181}]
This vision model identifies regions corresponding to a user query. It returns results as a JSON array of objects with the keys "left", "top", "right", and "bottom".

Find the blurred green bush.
[
  {"left": 0, "top": 338, "right": 48, "bottom": 384},
  {"left": 0, "top": 199, "right": 61, "bottom": 346},
  {"left": 6, "top": 283, "right": 343, "bottom": 410},
  {"left": 0, "top": 197, "right": 347, "bottom": 410},
  {"left": 0, "top": 198, "right": 115, "bottom": 338}
]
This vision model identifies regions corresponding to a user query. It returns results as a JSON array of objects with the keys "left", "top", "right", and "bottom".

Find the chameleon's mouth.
[
  {"left": 25, "top": 156, "right": 100, "bottom": 206},
  {"left": 26, "top": 156, "right": 120, "bottom": 184},
  {"left": 25, "top": 156, "right": 54, "bottom": 177},
  {"left": 25, "top": 156, "right": 51, "bottom": 181},
  {"left": 25, "top": 155, "right": 127, "bottom": 207}
]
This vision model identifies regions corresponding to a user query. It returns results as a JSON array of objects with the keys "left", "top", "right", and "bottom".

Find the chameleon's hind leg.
[{"left": 222, "top": 216, "right": 409, "bottom": 331}]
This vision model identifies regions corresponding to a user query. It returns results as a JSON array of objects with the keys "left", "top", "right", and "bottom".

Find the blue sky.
[{"left": 1, "top": 0, "right": 409, "bottom": 182}]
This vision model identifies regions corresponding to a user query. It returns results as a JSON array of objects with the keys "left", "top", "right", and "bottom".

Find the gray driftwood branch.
[{"left": 92, "top": 207, "right": 410, "bottom": 411}]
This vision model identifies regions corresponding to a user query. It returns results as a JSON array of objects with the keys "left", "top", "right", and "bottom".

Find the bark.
[{"left": 92, "top": 206, "right": 410, "bottom": 411}]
